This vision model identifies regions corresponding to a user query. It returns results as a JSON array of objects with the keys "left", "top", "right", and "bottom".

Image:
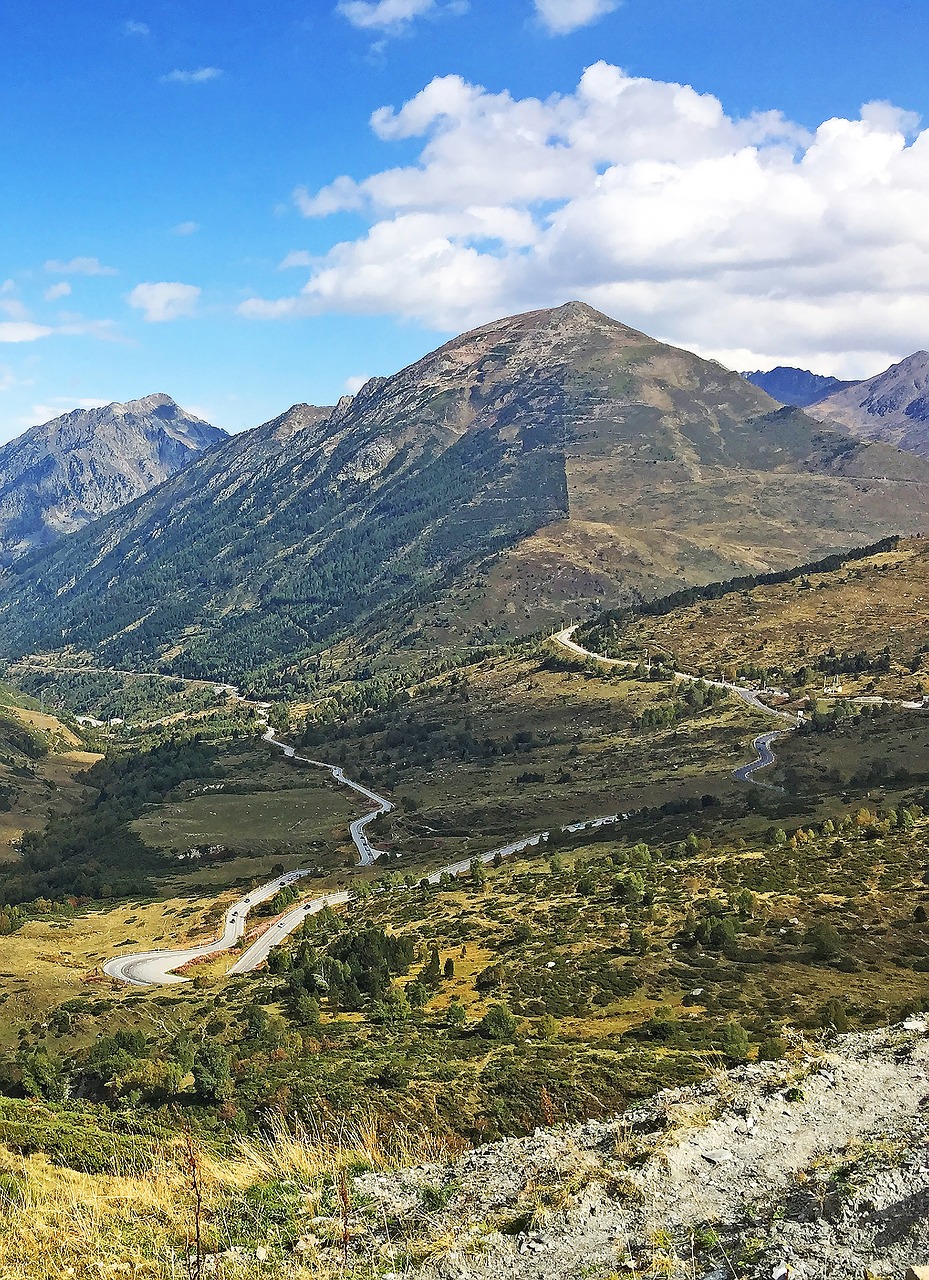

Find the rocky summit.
[{"left": 0, "top": 393, "right": 226, "bottom": 563}]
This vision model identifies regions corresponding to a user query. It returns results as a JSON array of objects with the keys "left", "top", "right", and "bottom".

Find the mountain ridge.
[
  {"left": 809, "top": 350, "right": 929, "bottom": 457},
  {"left": 0, "top": 302, "right": 928, "bottom": 691},
  {"left": 742, "top": 365, "right": 859, "bottom": 407},
  {"left": 0, "top": 394, "right": 226, "bottom": 564}
]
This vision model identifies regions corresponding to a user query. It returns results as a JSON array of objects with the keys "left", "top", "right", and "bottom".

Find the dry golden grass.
[
  {"left": 610, "top": 538, "right": 929, "bottom": 701},
  {"left": 0, "top": 1115, "right": 456, "bottom": 1279},
  {"left": 0, "top": 692, "right": 101, "bottom": 861},
  {"left": 0, "top": 896, "right": 241, "bottom": 1048}
]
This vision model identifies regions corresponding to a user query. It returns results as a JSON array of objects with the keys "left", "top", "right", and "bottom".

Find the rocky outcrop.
[
  {"left": 325, "top": 1021, "right": 929, "bottom": 1280},
  {"left": 0, "top": 394, "right": 226, "bottom": 563}
]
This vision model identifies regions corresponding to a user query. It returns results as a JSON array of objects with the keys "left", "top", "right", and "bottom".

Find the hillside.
[
  {"left": 0, "top": 304, "right": 928, "bottom": 692},
  {"left": 742, "top": 365, "right": 858, "bottom": 407},
  {"left": 0, "top": 534, "right": 928, "bottom": 1275},
  {"left": 581, "top": 536, "right": 929, "bottom": 702},
  {"left": 810, "top": 351, "right": 929, "bottom": 457},
  {"left": 0, "top": 394, "right": 226, "bottom": 564}
]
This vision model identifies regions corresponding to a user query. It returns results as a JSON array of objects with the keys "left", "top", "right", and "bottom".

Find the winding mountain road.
[
  {"left": 102, "top": 869, "right": 312, "bottom": 986},
  {"left": 732, "top": 730, "right": 787, "bottom": 789},
  {"left": 101, "top": 626, "right": 859, "bottom": 986},
  {"left": 103, "top": 727, "right": 394, "bottom": 985},
  {"left": 552, "top": 625, "right": 799, "bottom": 784},
  {"left": 260, "top": 727, "right": 394, "bottom": 866}
]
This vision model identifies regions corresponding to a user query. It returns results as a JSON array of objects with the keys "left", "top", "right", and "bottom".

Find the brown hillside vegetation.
[{"left": 584, "top": 537, "right": 929, "bottom": 702}]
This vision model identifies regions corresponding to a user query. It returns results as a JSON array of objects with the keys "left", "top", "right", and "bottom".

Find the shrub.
[
  {"left": 805, "top": 921, "right": 842, "bottom": 961},
  {"left": 478, "top": 1004, "right": 518, "bottom": 1041}
]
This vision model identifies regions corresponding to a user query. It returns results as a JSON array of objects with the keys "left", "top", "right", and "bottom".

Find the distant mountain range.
[
  {"left": 0, "top": 302, "right": 927, "bottom": 693},
  {"left": 808, "top": 352, "right": 929, "bottom": 458},
  {"left": 0, "top": 394, "right": 225, "bottom": 564},
  {"left": 742, "top": 367, "right": 858, "bottom": 408}
]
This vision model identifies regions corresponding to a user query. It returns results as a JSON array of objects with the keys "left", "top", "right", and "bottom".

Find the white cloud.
[
  {"left": 29, "top": 397, "right": 111, "bottom": 424},
  {"left": 279, "top": 250, "right": 313, "bottom": 269},
  {"left": 534, "top": 0, "right": 619, "bottom": 34},
  {"left": 337, "top": 0, "right": 466, "bottom": 33},
  {"left": 44, "top": 282, "right": 72, "bottom": 302},
  {"left": 128, "top": 281, "right": 201, "bottom": 322},
  {"left": 0, "top": 323, "right": 53, "bottom": 343},
  {"left": 124, "top": 19, "right": 150, "bottom": 35},
  {"left": 0, "top": 294, "right": 30, "bottom": 321},
  {"left": 45, "top": 257, "right": 117, "bottom": 276},
  {"left": 171, "top": 220, "right": 200, "bottom": 235},
  {"left": 239, "top": 67, "right": 929, "bottom": 372},
  {"left": 161, "top": 67, "right": 223, "bottom": 84},
  {"left": 56, "top": 316, "right": 124, "bottom": 341},
  {"left": 345, "top": 374, "right": 371, "bottom": 393}
]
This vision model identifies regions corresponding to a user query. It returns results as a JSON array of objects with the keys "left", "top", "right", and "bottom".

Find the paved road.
[
  {"left": 105, "top": 628, "right": 784, "bottom": 985},
  {"left": 103, "top": 726, "right": 394, "bottom": 986},
  {"left": 261, "top": 727, "right": 394, "bottom": 866},
  {"left": 101, "top": 869, "right": 311, "bottom": 986},
  {"left": 229, "top": 821, "right": 619, "bottom": 974},
  {"left": 110, "top": 627, "right": 927, "bottom": 984},
  {"left": 553, "top": 625, "right": 799, "bottom": 785},
  {"left": 732, "top": 730, "right": 787, "bottom": 788}
]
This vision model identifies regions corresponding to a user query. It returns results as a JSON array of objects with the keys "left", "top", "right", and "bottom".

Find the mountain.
[
  {"left": 0, "top": 394, "right": 226, "bottom": 564},
  {"left": 808, "top": 351, "right": 929, "bottom": 457},
  {"left": 0, "top": 302, "right": 928, "bottom": 692},
  {"left": 742, "top": 366, "right": 858, "bottom": 407}
]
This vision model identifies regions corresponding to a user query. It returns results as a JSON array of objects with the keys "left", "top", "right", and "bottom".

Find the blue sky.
[{"left": 2, "top": 0, "right": 929, "bottom": 441}]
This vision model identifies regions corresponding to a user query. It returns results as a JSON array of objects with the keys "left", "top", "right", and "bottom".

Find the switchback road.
[{"left": 552, "top": 625, "right": 799, "bottom": 785}]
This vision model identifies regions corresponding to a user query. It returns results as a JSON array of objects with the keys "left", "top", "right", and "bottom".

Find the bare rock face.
[
  {"left": 0, "top": 394, "right": 226, "bottom": 563},
  {"left": 347, "top": 1022, "right": 929, "bottom": 1280},
  {"left": 809, "top": 351, "right": 929, "bottom": 457}
]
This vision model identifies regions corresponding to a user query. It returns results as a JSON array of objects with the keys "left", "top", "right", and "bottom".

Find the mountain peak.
[
  {"left": 108, "top": 392, "right": 189, "bottom": 417},
  {"left": 882, "top": 350, "right": 929, "bottom": 380},
  {"left": 742, "top": 366, "right": 859, "bottom": 408},
  {"left": 0, "top": 395, "right": 226, "bottom": 564}
]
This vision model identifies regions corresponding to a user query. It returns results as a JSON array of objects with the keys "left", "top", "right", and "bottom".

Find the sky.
[{"left": 3, "top": 0, "right": 929, "bottom": 441}]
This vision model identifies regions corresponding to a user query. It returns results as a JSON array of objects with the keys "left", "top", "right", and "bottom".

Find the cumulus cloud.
[
  {"left": 44, "top": 282, "right": 72, "bottom": 302},
  {"left": 45, "top": 257, "right": 117, "bottom": 276},
  {"left": 535, "top": 0, "right": 620, "bottom": 34},
  {"left": 345, "top": 373, "right": 371, "bottom": 393},
  {"left": 238, "top": 66, "right": 929, "bottom": 372},
  {"left": 123, "top": 19, "right": 150, "bottom": 35},
  {"left": 161, "top": 67, "right": 222, "bottom": 84},
  {"left": 0, "top": 323, "right": 53, "bottom": 343},
  {"left": 171, "top": 220, "right": 200, "bottom": 236},
  {"left": 128, "top": 281, "right": 201, "bottom": 322}
]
